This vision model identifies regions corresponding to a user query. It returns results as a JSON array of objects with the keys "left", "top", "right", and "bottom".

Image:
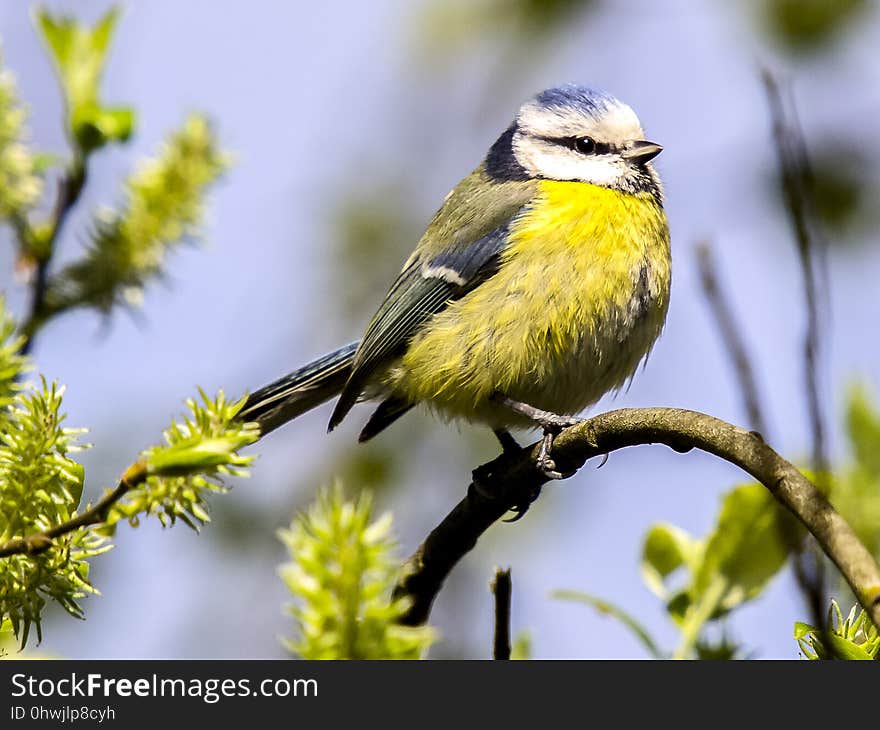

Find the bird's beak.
[{"left": 622, "top": 140, "right": 663, "bottom": 164}]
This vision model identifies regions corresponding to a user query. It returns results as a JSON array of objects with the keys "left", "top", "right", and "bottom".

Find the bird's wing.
[{"left": 328, "top": 167, "right": 536, "bottom": 430}]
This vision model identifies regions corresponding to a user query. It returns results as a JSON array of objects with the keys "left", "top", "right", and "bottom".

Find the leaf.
[
  {"left": 846, "top": 382, "right": 880, "bottom": 478},
  {"left": 693, "top": 483, "right": 799, "bottom": 613},
  {"left": 72, "top": 105, "right": 134, "bottom": 151},
  {"left": 640, "top": 523, "right": 700, "bottom": 600},
  {"left": 825, "top": 383, "right": 880, "bottom": 555},
  {"left": 669, "top": 483, "right": 801, "bottom": 658},
  {"left": 510, "top": 631, "right": 531, "bottom": 660},
  {"left": 553, "top": 589, "right": 663, "bottom": 659},
  {"left": 34, "top": 6, "right": 134, "bottom": 151},
  {"left": 761, "top": 0, "right": 869, "bottom": 54},
  {"left": 827, "top": 634, "right": 874, "bottom": 660},
  {"left": 796, "top": 600, "right": 880, "bottom": 660}
]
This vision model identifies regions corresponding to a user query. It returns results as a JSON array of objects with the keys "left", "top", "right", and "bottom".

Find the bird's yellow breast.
[{"left": 387, "top": 180, "right": 671, "bottom": 427}]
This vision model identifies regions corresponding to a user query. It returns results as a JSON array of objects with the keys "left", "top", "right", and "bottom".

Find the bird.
[{"left": 239, "top": 84, "right": 671, "bottom": 483}]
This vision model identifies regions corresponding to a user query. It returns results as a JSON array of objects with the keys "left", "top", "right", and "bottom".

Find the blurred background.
[{"left": 0, "top": 0, "right": 878, "bottom": 658}]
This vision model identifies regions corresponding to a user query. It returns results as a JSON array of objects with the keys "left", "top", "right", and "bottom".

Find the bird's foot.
[
  {"left": 491, "top": 394, "right": 582, "bottom": 479},
  {"left": 471, "top": 455, "right": 541, "bottom": 522}
]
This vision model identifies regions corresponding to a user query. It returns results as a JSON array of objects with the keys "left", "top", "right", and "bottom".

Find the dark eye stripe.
[{"left": 536, "top": 135, "right": 616, "bottom": 155}]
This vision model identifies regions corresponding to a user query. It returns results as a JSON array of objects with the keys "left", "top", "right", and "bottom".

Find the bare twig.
[
  {"left": 762, "top": 70, "right": 829, "bottom": 478},
  {"left": 696, "top": 242, "right": 769, "bottom": 437},
  {"left": 394, "top": 408, "right": 880, "bottom": 632},
  {"left": 763, "top": 69, "right": 831, "bottom": 629},
  {"left": 0, "top": 459, "right": 146, "bottom": 558},
  {"left": 490, "top": 567, "right": 512, "bottom": 660},
  {"left": 19, "top": 160, "right": 86, "bottom": 354}
]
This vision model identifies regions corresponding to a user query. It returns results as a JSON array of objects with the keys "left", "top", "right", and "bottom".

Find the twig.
[
  {"left": 763, "top": 69, "right": 830, "bottom": 629},
  {"left": 394, "top": 408, "right": 880, "bottom": 632},
  {"left": 0, "top": 459, "right": 146, "bottom": 558},
  {"left": 490, "top": 567, "right": 512, "bottom": 660},
  {"left": 762, "top": 70, "right": 829, "bottom": 478},
  {"left": 696, "top": 242, "right": 769, "bottom": 437},
  {"left": 19, "top": 160, "right": 86, "bottom": 354}
]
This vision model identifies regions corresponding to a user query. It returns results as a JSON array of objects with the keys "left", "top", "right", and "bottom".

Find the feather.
[{"left": 327, "top": 166, "right": 536, "bottom": 431}]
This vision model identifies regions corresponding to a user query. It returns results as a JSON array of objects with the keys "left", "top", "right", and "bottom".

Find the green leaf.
[
  {"left": 510, "top": 631, "right": 532, "bottom": 660},
  {"left": 71, "top": 104, "right": 134, "bottom": 151},
  {"left": 665, "top": 590, "right": 691, "bottom": 626},
  {"left": 693, "top": 483, "right": 799, "bottom": 613},
  {"left": 796, "top": 600, "right": 880, "bottom": 660},
  {"left": 668, "top": 483, "right": 800, "bottom": 658},
  {"left": 34, "top": 6, "right": 134, "bottom": 151},
  {"left": 846, "top": 382, "right": 880, "bottom": 478},
  {"left": 823, "top": 382, "right": 880, "bottom": 557},
  {"left": 761, "top": 0, "right": 869, "bottom": 54},
  {"left": 553, "top": 589, "right": 663, "bottom": 659},
  {"left": 107, "top": 391, "right": 258, "bottom": 531},
  {"left": 148, "top": 435, "right": 257, "bottom": 476},
  {"left": 640, "top": 523, "right": 700, "bottom": 600}
]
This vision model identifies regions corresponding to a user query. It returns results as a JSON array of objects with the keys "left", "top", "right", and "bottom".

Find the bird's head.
[{"left": 486, "top": 85, "right": 663, "bottom": 198}]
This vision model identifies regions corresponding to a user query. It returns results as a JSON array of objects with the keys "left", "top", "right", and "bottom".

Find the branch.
[
  {"left": 394, "top": 408, "right": 880, "bottom": 631},
  {"left": 0, "top": 459, "right": 145, "bottom": 558},
  {"left": 763, "top": 69, "right": 831, "bottom": 628},
  {"left": 490, "top": 567, "right": 512, "bottom": 660},
  {"left": 762, "top": 70, "right": 829, "bottom": 478},
  {"left": 696, "top": 242, "right": 769, "bottom": 437},
  {"left": 19, "top": 159, "right": 86, "bottom": 354}
]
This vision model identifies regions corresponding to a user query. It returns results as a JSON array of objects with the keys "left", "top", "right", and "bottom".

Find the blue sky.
[{"left": 1, "top": 0, "right": 879, "bottom": 658}]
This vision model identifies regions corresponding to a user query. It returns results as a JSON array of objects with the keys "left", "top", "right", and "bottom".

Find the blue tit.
[{"left": 240, "top": 84, "right": 670, "bottom": 478}]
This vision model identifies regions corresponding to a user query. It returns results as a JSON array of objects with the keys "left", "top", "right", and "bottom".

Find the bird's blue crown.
[{"left": 530, "top": 85, "right": 618, "bottom": 120}]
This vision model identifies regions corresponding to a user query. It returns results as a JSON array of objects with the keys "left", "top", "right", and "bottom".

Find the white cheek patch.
[{"left": 513, "top": 135, "right": 627, "bottom": 187}]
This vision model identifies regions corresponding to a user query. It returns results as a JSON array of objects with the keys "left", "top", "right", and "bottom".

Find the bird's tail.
[{"left": 238, "top": 342, "right": 359, "bottom": 435}]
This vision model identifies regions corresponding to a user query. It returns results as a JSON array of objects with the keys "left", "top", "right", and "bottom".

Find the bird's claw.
[{"left": 535, "top": 429, "right": 576, "bottom": 480}]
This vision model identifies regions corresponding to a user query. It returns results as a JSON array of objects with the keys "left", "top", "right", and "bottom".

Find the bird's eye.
[{"left": 573, "top": 136, "right": 596, "bottom": 155}]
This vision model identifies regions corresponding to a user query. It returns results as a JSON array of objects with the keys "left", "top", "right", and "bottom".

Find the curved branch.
[{"left": 394, "top": 408, "right": 880, "bottom": 631}]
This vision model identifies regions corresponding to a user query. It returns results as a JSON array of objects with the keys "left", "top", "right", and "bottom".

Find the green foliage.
[
  {"left": 417, "top": 0, "right": 596, "bottom": 58},
  {"left": 104, "top": 391, "right": 259, "bottom": 532},
  {"left": 643, "top": 484, "right": 799, "bottom": 649},
  {"left": 0, "top": 6, "right": 248, "bottom": 652},
  {"left": 827, "top": 383, "right": 880, "bottom": 558},
  {"left": 510, "top": 630, "right": 532, "bottom": 660},
  {"left": 44, "top": 114, "right": 229, "bottom": 316},
  {"left": 692, "top": 483, "right": 800, "bottom": 614},
  {"left": 759, "top": 0, "right": 870, "bottom": 54},
  {"left": 278, "top": 486, "right": 436, "bottom": 659},
  {"left": 34, "top": 6, "right": 134, "bottom": 152},
  {"left": 796, "top": 600, "right": 880, "bottom": 659},
  {"left": 0, "top": 52, "right": 42, "bottom": 224},
  {"left": 553, "top": 590, "right": 663, "bottom": 658},
  {"left": 0, "top": 288, "right": 255, "bottom": 647},
  {"left": 766, "top": 145, "right": 879, "bottom": 244},
  {"left": 0, "top": 375, "right": 107, "bottom": 647},
  {"left": 0, "top": 300, "right": 28, "bottom": 413},
  {"left": 0, "top": 384, "right": 257, "bottom": 648},
  {"left": 560, "top": 482, "right": 800, "bottom": 659}
]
